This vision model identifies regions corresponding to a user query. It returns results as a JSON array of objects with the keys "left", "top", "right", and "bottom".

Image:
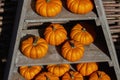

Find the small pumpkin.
[
  {"left": 62, "top": 71, "right": 83, "bottom": 80},
  {"left": 21, "top": 36, "right": 48, "bottom": 59},
  {"left": 19, "top": 66, "right": 42, "bottom": 80},
  {"left": 61, "top": 40, "right": 84, "bottom": 62},
  {"left": 44, "top": 23, "right": 67, "bottom": 45},
  {"left": 76, "top": 62, "right": 98, "bottom": 76},
  {"left": 89, "top": 71, "right": 111, "bottom": 80},
  {"left": 35, "top": 0, "right": 62, "bottom": 17},
  {"left": 67, "top": 0, "right": 94, "bottom": 14},
  {"left": 70, "top": 24, "right": 94, "bottom": 45},
  {"left": 35, "top": 72, "right": 59, "bottom": 80},
  {"left": 47, "top": 64, "right": 70, "bottom": 77}
]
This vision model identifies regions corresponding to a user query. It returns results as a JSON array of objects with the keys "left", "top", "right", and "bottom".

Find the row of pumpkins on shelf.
[
  {"left": 35, "top": 0, "right": 94, "bottom": 17},
  {"left": 19, "top": 62, "right": 111, "bottom": 80},
  {"left": 20, "top": 23, "right": 95, "bottom": 62}
]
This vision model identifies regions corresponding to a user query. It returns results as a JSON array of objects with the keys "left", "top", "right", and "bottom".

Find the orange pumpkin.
[
  {"left": 67, "top": 0, "right": 94, "bottom": 14},
  {"left": 62, "top": 71, "right": 83, "bottom": 80},
  {"left": 76, "top": 62, "right": 98, "bottom": 76},
  {"left": 19, "top": 66, "right": 42, "bottom": 80},
  {"left": 47, "top": 64, "right": 70, "bottom": 77},
  {"left": 35, "top": 72, "right": 59, "bottom": 80},
  {"left": 70, "top": 24, "right": 94, "bottom": 45},
  {"left": 44, "top": 23, "right": 67, "bottom": 46},
  {"left": 61, "top": 40, "right": 84, "bottom": 62},
  {"left": 21, "top": 36, "right": 48, "bottom": 59},
  {"left": 35, "top": 0, "right": 62, "bottom": 17},
  {"left": 89, "top": 71, "right": 111, "bottom": 80}
]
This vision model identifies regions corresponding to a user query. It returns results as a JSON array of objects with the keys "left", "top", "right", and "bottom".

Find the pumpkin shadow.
[
  {"left": 37, "top": 22, "right": 50, "bottom": 38},
  {"left": 93, "top": 26, "right": 110, "bottom": 57},
  {"left": 30, "top": 0, "right": 43, "bottom": 16},
  {"left": 61, "top": 0, "right": 70, "bottom": 12},
  {"left": 55, "top": 40, "right": 66, "bottom": 60},
  {"left": 31, "top": 0, "right": 36, "bottom": 14}
]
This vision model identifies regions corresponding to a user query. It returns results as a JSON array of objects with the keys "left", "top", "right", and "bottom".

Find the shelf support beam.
[{"left": 94, "top": 0, "right": 120, "bottom": 79}]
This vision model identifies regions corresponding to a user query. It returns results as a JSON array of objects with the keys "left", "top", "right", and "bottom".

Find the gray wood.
[{"left": 94, "top": 0, "right": 120, "bottom": 79}]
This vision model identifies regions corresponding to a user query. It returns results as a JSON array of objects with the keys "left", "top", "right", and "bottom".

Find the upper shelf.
[{"left": 24, "top": 1, "right": 97, "bottom": 23}]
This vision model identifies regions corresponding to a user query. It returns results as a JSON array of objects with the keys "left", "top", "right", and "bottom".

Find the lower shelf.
[{"left": 16, "top": 43, "right": 110, "bottom": 67}]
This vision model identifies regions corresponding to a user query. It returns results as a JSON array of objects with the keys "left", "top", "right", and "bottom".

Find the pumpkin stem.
[
  {"left": 45, "top": 75, "right": 50, "bottom": 80},
  {"left": 82, "top": 28, "right": 86, "bottom": 31},
  {"left": 52, "top": 25, "right": 56, "bottom": 31},
  {"left": 69, "top": 41, "right": 75, "bottom": 48},
  {"left": 70, "top": 72, "right": 74, "bottom": 79},
  {"left": 33, "top": 37, "right": 39, "bottom": 46},
  {"left": 66, "top": 37, "right": 69, "bottom": 40},
  {"left": 56, "top": 64, "right": 60, "bottom": 67},
  {"left": 28, "top": 66, "right": 32, "bottom": 68},
  {"left": 46, "top": 0, "right": 50, "bottom": 2},
  {"left": 97, "top": 72, "right": 102, "bottom": 79}
]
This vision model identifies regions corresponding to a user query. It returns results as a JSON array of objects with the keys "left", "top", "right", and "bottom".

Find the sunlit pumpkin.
[
  {"left": 70, "top": 24, "right": 94, "bottom": 45},
  {"left": 35, "top": 0, "right": 62, "bottom": 17},
  {"left": 21, "top": 36, "right": 48, "bottom": 59},
  {"left": 89, "top": 71, "right": 111, "bottom": 80},
  {"left": 47, "top": 64, "right": 70, "bottom": 77},
  {"left": 35, "top": 72, "right": 60, "bottom": 80},
  {"left": 67, "top": 0, "right": 94, "bottom": 14},
  {"left": 61, "top": 40, "right": 84, "bottom": 62},
  {"left": 19, "top": 66, "right": 42, "bottom": 80},
  {"left": 44, "top": 23, "right": 67, "bottom": 46},
  {"left": 62, "top": 71, "right": 84, "bottom": 80},
  {"left": 76, "top": 62, "right": 98, "bottom": 76}
]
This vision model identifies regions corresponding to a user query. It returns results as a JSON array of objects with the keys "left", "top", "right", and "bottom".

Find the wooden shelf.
[
  {"left": 15, "top": 29, "right": 110, "bottom": 67},
  {"left": 10, "top": 72, "right": 24, "bottom": 80},
  {"left": 16, "top": 43, "right": 110, "bottom": 66}
]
